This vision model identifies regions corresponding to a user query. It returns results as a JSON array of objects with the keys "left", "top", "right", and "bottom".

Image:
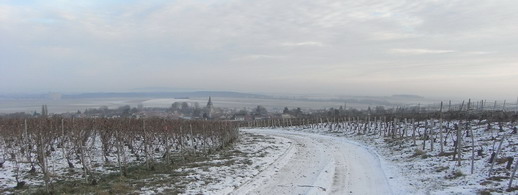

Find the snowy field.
[
  {"left": 209, "top": 122, "right": 517, "bottom": 195},
  {"left": 233, "top": 129, "right": 408, "bottom": 195},
  {"left": 169, "top": 128, "right": 408, "bottom": 195},
  {"left": 0, "top": 128, "right": 404, "bottom": 194},
  {"left": 280, "top": 121, "right": 518, "bottom": 194},
  {"left": 3, "top": 122, "right": 515, "bottom": 194},
  {"left": 177, "top": 131, "right": 292, "bottom": 194},
  {"left": 0, "top": 130, "right": 290, "bottom": 194}
]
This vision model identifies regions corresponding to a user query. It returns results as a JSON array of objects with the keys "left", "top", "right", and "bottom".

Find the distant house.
[
  {"left": 233, "top": 113, "right": 254, "bottom": 121},
  {"left": 232, "top": 114, "right": 248, "bottom": 121},
  {"left": 281, "top": 114, "right": 295, "bottom": 119},
  {"left": 253, "top": 116, "right": 269, "bottom": 120}
]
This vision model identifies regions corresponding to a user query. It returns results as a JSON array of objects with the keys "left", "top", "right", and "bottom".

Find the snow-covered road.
[{"left": 232, "top": 129, "right": 398, "bottom": 195}]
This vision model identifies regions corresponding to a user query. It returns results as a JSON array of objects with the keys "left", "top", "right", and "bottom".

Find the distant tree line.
[{"left": 170, "top": 102, "right": 205, "bottom": 118}]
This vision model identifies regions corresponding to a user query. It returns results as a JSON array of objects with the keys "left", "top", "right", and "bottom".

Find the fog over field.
[{"left": 0, "top": 93, "right": 439, "bottom": 114}]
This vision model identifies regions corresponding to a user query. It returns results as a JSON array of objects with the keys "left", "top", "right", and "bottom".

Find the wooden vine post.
[{"left": 439, "top": 101, "right": 444, "bottom": 153}]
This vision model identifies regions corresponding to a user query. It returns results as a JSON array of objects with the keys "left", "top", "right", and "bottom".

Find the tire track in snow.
[{"left": 232, "top": 129, "right": 394, "bottom": 195}]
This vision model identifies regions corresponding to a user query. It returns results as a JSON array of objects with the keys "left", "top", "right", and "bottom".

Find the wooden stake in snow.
[
  {"left": 470, "top": 124, "right": 475, "bottom": 174},
  {"left": 412, "top": 119, "right": 417, "bottom": 146},
  {"left": 489, "top": 133, "right": 507, "bottom": 176},
  {"left": 439, "top": 101, "right": 444, "bottom": 153},
  {"left": 457, "top": 122, "right": 463, "bottom": 166},
  {"left": 430, "top": 120, "right": 434, "bottom": 151},
  {"left": 467, "top": 99, "right": 475, "bottom": 174},
  {"left": 509, "top": 158, "right": 518, "bottom": 191}
]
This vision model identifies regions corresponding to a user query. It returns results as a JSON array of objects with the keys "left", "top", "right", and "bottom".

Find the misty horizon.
[{"left": 0, "top": 88, "right": 515, "bottom": 102}]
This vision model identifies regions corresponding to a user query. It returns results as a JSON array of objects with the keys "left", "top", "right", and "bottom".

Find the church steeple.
[
  {"left": 205, "top": 96, "right": 214, "bottom": 119},
  {"left": 207, "top": 96, "right": 213, "bottom": 107}
]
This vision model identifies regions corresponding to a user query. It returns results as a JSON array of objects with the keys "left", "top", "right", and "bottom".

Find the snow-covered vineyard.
[
  {"left": 0, "top": 117, "right": 238, "bottom": 194},
  {"left": 255, "top": 112, "right": 518, "bottom": 194},
  {"left": 1, "top": 107, "right": 517, "bottom": 194}
]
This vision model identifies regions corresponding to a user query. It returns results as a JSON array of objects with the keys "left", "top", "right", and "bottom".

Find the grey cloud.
[{"left": 1, "top": 0, "right": 517, "bottom": 99}]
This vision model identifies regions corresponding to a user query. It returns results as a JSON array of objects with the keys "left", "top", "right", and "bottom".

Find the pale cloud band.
[
  {"left": 281, "top": 42, "right": 325, "bottom": 47},
  {"left": 388, "top": 48, "right": 456, "bottom": 55}
]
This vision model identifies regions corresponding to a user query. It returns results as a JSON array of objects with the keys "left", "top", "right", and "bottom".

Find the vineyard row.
[{"left": 0, "top": 117, "right": 239, "bottom": 192}]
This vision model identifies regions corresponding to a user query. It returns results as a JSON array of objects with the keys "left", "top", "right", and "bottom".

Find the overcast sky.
[{"left": 1, "top": 0, "right": 517, "bottom": 99}]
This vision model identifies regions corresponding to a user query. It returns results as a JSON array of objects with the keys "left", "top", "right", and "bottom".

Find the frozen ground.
[
  {"left": 280, "top": 121, "right": 518, "bottom": 194},
  {"left": 176, "top": 131, "right": 293, "bottom": 194},
  {"left": 0, "top": 128, "right": 409, "bottom": 194},
  {"left": 233, "top": 129, "right": 407, "bottom": 195},
  {"left": 5, "top": 123, "right": 513, "bottom": 194},
  {"left": 177, "top": 128, "right": 407, "bottom": 195},
  {"left": 0, "top": 130, "right": 292, "bottom": 194}
]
